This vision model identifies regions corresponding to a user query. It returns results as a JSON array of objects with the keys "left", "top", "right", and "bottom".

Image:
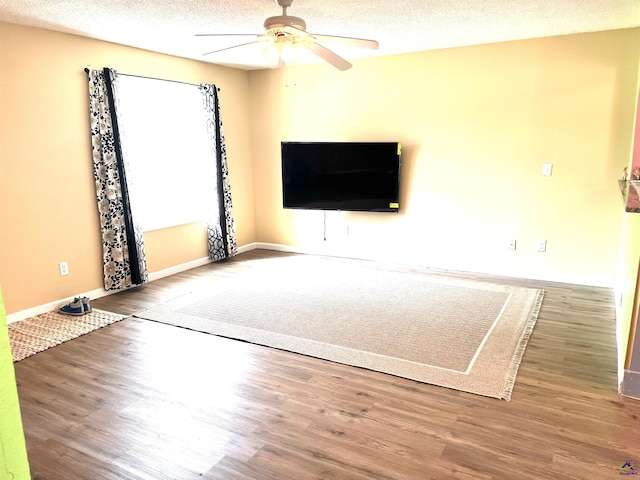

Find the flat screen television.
[{"left": 281, "top": 141, "right": 401, "bottom": 212}]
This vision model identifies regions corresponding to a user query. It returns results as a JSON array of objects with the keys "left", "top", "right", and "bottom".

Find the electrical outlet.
[
  {"left": 59, "top": 261, "right": 69, "bottom": 276},
  {"left": 508, "top": 239, "right": 517, "bottom": 250},
  {"left": 536, "top": 240, "right": 547, "bottom": 252}
]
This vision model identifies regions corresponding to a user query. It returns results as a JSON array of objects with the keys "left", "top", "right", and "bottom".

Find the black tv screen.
[{"left": 281, "top": 142, "right": 401, "bottom": 212}]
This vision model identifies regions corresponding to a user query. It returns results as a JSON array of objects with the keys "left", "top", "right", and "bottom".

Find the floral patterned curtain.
[
  {"left": 200, "top": 84, "right": 237, "bottom": 261},
  {"left": 87, "top": 68, "right": 148, "bottom": 290}
]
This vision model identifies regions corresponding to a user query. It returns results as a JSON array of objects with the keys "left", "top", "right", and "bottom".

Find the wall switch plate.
[
  {"left": 508, "top": 239, "right": 517, "bottom": 250},
  {"left": 536, "top": 240, "right": 547, "bottom": 252},
  {"left": 542, "top": 163, "right": 553, "bottom": 176},
  {"left": 59, "top": 261, "right": 69, "bottom": 276}
]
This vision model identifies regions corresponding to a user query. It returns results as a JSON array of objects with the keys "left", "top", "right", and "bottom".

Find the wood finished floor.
[{"left": 13, "top": 249, "right": 640, "bottom": 479}]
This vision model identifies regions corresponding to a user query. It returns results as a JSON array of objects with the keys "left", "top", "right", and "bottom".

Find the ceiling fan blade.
[
  {"left": 306, "top": 41, "right": 352, "bottom": 71},
  {"left": 281, "top": 25, "right": 309, "bottom": 36},
  {"left": 310, "top": 34, "right": 379, "bottom": 50},
  {"left": 202, "top": 40, "right": 264, "bottom": 57}
]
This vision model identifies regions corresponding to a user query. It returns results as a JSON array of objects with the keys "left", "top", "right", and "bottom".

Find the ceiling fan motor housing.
[{"left": 264, "top": 15, "right": 307, "bottom": 32}]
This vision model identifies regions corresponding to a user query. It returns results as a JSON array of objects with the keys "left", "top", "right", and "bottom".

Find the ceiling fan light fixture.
[
  {"left": 260, "top": 33, "right": 311, "bottom": 68},
  {"left": 260, "top": 41, "right": 281, "bottom": 67},
  {"left": 281, "top": 39, "right": 311, "bottom": 63}
]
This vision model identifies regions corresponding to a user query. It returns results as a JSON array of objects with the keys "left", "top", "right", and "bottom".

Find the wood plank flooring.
[{"left": 13, "top": 249, "right": 640, "bottom": 479}]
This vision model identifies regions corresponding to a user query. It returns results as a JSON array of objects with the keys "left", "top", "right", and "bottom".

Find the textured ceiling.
[{"left": 0, "top": 0, "right": 638, "bottom": 70}]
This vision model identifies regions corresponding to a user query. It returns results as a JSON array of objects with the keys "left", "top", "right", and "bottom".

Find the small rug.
[
  {"left": 8, "top": 309, "right": 127, "bottom": 362},
  {"left": 136, "top": 255, "right": 544, "bottom": 400}
]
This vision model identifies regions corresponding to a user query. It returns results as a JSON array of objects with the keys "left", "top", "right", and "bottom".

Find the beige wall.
[
  {"left": 1, "top": 22, "right": 639, "bottom": 323},
  {"left": 249, "top": 29, "right": 640, "bottom": 287},
  {"left": 0, "top": 22, "right": 256, "bottom": 315}
]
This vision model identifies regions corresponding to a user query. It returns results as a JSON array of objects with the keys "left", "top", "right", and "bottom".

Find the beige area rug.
[
  {"left": 136, "top": 255, "right": 544, "bottom": 400},
  {"left": 8, "top": 309, "right": 127, "bottom": 362}
]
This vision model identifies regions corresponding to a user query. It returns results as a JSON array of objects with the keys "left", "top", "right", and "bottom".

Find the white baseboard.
[
  {"left": 147, "top": 244, "right": 255, "bottom": 282},
  {"left": 7, "top": 244, "right": 256, "bottom": 324},
  {"left": 255, "top": 242, "right": 613, "bottom": 288},
  {"left": 237, "top": 243, "right": 257, "bottom": 255},
  {"left": 6, "top": 286, "right": 111, "bottom": 324},
  {"left": 147, "top": 256, "right": 212, "bottom": 282},
  {"left": 6, "top": 241, "right": 611, "bottom": 324}
]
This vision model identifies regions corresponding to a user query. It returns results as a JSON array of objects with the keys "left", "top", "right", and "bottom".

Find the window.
[{"left": 115, "top": 76, "right": 218, "bottom": 232}]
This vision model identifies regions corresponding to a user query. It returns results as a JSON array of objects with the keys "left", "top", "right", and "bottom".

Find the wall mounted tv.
[{"left": 281, "top": 141, "right": 401, "bottom": 213}]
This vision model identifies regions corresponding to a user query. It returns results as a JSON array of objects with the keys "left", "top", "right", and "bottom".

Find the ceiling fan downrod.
[{"left": 277, "top": 0, "right": 294, "bottom": 16}]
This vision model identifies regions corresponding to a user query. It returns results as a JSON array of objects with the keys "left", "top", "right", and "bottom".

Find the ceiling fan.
[{"left": 196, "top": 0, "right": 379, "bottom": 71}]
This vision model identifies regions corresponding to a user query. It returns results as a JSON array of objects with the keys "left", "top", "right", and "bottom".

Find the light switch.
[{"left": 542, "top": 163, "right": 553, "bottom": 176}]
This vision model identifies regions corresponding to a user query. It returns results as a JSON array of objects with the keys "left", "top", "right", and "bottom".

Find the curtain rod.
[{"left": 83, "top": 67, "right": 220, "bottom": 91}]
